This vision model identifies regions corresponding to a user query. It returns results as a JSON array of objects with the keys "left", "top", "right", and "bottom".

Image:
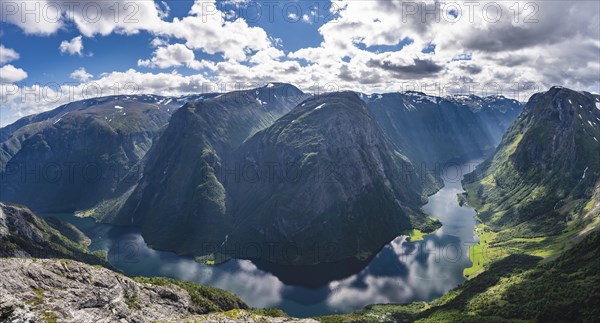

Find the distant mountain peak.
[{"left": 259, "top": 82, "right": 303, "bottom": 93}]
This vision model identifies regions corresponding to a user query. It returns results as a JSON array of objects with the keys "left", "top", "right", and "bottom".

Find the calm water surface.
[{"left": 41, "top": 160, "right": 481, "bottom": 317}]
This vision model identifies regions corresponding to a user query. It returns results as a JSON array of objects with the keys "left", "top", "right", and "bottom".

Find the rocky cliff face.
[
  {"left": 464, "top": 87, "right": 600, "bottom": 235},
  {"left": 0, "top": 259, "right": 314, "bottom": 323},
  {"left": 0, "top": 202, "right": 108, "bottom": 266},
  {"left": 0, "top": 95, "right": 182, "bottom": 212}
]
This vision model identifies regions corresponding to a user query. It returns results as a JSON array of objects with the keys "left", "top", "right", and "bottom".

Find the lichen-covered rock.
[
  {"left": 183, "top": 310, "right": 319, "bottom": 322},
  {"left": 0, "top": 258, "right": 271, "bottom": 323}
]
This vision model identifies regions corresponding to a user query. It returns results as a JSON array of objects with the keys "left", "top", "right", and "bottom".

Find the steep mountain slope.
[
  {"left": 226, "top": 92, "right": 435, "bottom": 264},
  {"left": 0, "top": 95, "right": 182, "bottom": 212},
  {"left": 464, "top": 87, "right": 600, "bottom": 237},
  {"left": 363, "top": 92, "right": 522, "bottom": 171},
  {"left": 0, "top": 202, "right": 109, "bottom": 266},
  {"left": 103, "top": 83, "right": 310, "bottom": 256},
  {"left": 100, "top": 89, "right": 439, "bottom": 265}
]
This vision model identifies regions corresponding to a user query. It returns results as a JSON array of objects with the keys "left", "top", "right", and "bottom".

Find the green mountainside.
[
  {"left": 464, "top": 87, "right": 599, "bottom": 235},
  {"left": 99, "top": 83, "right": 311, "bottom": 259},
  {"left": 0, "top": 202, "right": 109, "bottom": 266},
  {"left": 0, "top": 95, "right": 181, "bottom": 212},
  {"left": 0, "top": 86, "right": 597, "bottom": 321}
]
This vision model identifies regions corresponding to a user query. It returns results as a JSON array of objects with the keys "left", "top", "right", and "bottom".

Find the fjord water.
[{"left": 41, "top": 160, "right": 481, "bottom": 317}]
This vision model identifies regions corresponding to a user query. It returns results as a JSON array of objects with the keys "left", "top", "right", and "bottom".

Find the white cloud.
[
  {"left": 68, "top": 1, "right": 165, "bottom": 37},
  {"left": 59, "top": 36, "right": 84, "bottom": 56},
  {"left": 155, "top": 0, "right": 272, "bottom": 61},
  {"left": 138, "top": 43, "right": 213, "bottom": 70},
  {"left": 0, "top": 0, "right": 63, "bottom": 35},
  {"left": 2, "top": 0, "right": 274, "bottom": 62},
  {"left": 150, "top": 37, "right": 169, "bottom": 48},
  {"left": 249, "top": 47, "right": 284, "bottom": 65},
  {"left": 2, "top": 0, "right": 599, "bottom": 101},
  {"left": 0, "top": 45, "right": 20, "bottom": 64},
  {"left": 0, "top": 64, "right": 28, "bottom": 83},
  {"left": 282, "top": 0, "right": 600, "bottom": 96},
  {"left": 0, "top": 1, "right": 166, "bottom": 36},
  {"left": 70, "top": 67, "right": 93, "bottom": 82},
  {"left": 95, "top": 69, "right": 211, "bottom": 95},
  {"left": 301, "top": 14, "right": 312, "bottom": 24}
]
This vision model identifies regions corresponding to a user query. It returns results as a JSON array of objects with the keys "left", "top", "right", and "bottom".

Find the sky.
[{"left": 0, "top": 0, "right": 599, "bottom": 125}]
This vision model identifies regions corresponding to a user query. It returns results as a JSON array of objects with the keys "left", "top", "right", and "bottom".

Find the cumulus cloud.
[
  {"left": 367, "top": 58, "right": 444, "bottom": 79},
  {"left": 3, "top": 0, "right": 274, "bottom": 62},
  {"left": 283, "top": 0, "right": 600, "bottom": 96},
  {"left": 70, "top": 67, "right": 93, "bottom": 82},
  {"left": 249, "top": 47, "right": 285, "bottom": 65},
  {"left": 0, "top": 45, "right": 20, "bottom": 64},
  {"left": 138, "top": 43, "right": 213, "bottom": 70},
  {"left": 0, "top": 0, "right": 63, "bottom": 35},
  {"left": 457, "top": 63, "right": 483, "bottom": 75},
  {"left": 59, "top": 36, "right": 84, "bottom": 56},
  {"left": 2, "top": 0, "right": 599, "bottom": 103},
  {"left": 155, "top": 0, "right": 272, "bottom": 61},
  {"left": 0, "top": 64, "right": 28, "bottom": 83},
  {"left": 87, "top": 68, "right": 212, "bottom": 96},
  {"left": 66, "top": 1, "right": 166, "bottom": 37},
  {"left": 222, "top": 0, "right": 252, "bottom": 8},
  {"left": 150, "top": 37, "right": 169, "bottom": 48}
]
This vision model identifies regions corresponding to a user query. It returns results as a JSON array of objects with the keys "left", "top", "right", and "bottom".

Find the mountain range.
[
  {"left": 322, "top": 86, "right": 600, "bottom": 322},
  {"left": 1, "top": 83, "right": 522, "bottom": 264},
  {"left": 363, "top": 91, "right": 521, "bottom": 169},
  {"left": 1, "top": 85, "right": 599, "bottom": 322}
]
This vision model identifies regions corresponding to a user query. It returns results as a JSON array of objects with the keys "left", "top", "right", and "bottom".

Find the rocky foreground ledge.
[{"left": 0, "top": 258, "right": 316, "bottom": 323}]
